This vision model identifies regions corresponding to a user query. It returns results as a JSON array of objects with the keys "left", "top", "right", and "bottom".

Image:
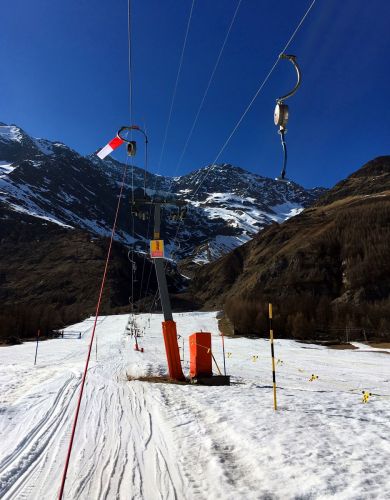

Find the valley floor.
[{"left": 0, "top": 312, "right": 389, "bottom": 499}]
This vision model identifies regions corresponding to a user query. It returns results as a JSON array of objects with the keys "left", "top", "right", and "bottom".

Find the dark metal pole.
[
  {"left": 34, "top": 329, "right": 40, "bottom": 365},
  {"left": 221, "top": 330, "right": 227, "bottom": 376},
  {"left": 151, "top": 202, "right": 184, "bottom": 380},
  {"left": 268, "top": 304, "right": 277, "bottom": 410},
  {"left": 153, "top": 203, "right": 173, "bottom": 321}
]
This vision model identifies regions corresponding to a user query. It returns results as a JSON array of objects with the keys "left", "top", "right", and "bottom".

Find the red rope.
[{"left": 58, "top": 162, "right": 128, "bottom": 499}]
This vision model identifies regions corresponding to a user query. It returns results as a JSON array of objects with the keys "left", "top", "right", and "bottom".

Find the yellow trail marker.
[
  {"left": 277, "top": 359, "right": 283, "bottom": 366},
  {"left": 362, "top": 391, "right": 372, "bottom": 403},
  {"left": 227, "top": 352, "right": 232, "bottom": 358},
  {"left": 309, "top": 374, "right": 319, "bottom": 382},
  {"left": 251, "top": 355, "right": 259, "bottom": 362}
]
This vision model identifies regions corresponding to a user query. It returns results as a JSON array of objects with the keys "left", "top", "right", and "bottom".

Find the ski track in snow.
[{"left": 0, "top": 312, "right": 389, "bottom": 499}]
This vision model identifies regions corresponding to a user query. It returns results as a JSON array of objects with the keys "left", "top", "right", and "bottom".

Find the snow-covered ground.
[{"left": 0, "top": 312, "right": 389, "bottom": 499}]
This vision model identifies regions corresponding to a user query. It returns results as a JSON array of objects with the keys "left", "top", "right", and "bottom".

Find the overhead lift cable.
[
  {"left": 127, "top": 0, "right": 133, "bottom": 124},
  {"left": 192, "top": 0, "right": 317, "bottom": 198},
  {"left": 157, "top": 0, "right": 196, "bottom": 171},
  {"left": 151, "top": 0, "right": 241, "bottom": 200},
  {"left": 164, "top": 0, "right": 243, "bottom": 197},
  {"left": 143, "top": 1, "right": 317, "bottom": 323},
  {"left": 138, "top": 122, "right": 153, "bottom": 304},
  {"left": 141, "top": 1, "right": 242, "bottom": 312},
  {"left": 138, "top": 2, "right": 196, "bottom": 309},
  {"left": 59, "top": 1, "right": 135, "bottom": 496},
  {"left": 174, "top": 0, "right": 243, "bottom": 175},
  {"left": 138, "top": 1, "right": 316, "bottom": 302},
  {"left": 127, "top": 0, "right": 136, "bottom": 320},
  {"left": 58, "top": 161, "right": 129, "bottom": 500},
  {"left": 169, "top": 0, "right": 317, "bottom": 255},
  {"left": 117, "top": 125, "right": 149, "bottom": 308}
]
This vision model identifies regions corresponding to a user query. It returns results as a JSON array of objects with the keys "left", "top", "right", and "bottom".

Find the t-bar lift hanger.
[
  {"left": 97, "top": 124, "right": 149, "bottom": 195},
  {"left": 274, "top": 54, "right": 301, "bottom": 182}
]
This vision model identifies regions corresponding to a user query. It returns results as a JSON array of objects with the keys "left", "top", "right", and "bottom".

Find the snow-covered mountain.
[
  {"left": 173, "top": 164, "right": 325, "bottom": 262},
  {"left": 0, "top": 122, "right": 326, "bottom": 263}
]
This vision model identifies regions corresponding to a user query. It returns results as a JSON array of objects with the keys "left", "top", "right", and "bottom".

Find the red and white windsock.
[{"left": 96, "top": 136, "right": 124, "bottom": 159}]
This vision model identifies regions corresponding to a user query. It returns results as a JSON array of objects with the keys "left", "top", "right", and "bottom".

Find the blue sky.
[{"left": 1, "top": 0, "right": 389, "bottom": 188}]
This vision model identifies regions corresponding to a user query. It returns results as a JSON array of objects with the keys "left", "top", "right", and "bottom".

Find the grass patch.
[
  {"left": 326, "top": 343, "right": 359, "bottom": 350},
  {"left": 218, "top": 315, "right": 235, "bottom": 337},
  {"left": 127, "top": 374, "right": 190, "bottom": 385},
  {"left": 367, "top": 342, "right": 390, "bottom": 349}
]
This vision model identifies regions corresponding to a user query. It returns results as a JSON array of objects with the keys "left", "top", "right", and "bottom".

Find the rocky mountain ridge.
[
  {"left": 0, "top": 122, "right": 325, "bottom": 264},
  {"left": 189, "top": 156, "right": 390, "bottom": 340}
]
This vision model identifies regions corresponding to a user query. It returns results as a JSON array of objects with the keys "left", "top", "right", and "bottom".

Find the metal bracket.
[{"left": 276, "top": 54, "right": 302, "bottom": 103}]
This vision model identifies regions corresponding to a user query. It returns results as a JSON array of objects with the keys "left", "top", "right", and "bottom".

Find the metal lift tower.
[
  {"left": 97, "top": 124, "right": 185, "bottom": 382},
  {"left": 133, "top": 194, "right": 186, "bottom": 381}
]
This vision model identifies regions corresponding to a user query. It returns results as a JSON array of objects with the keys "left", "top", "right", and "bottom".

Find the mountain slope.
[
  {"left": 0, "top": 122, "right": 325, "bottom": 264},
  {"left": 190, "top": 156, "right": 390, "bottom": 339},
  {"left": 314, "top": 155, "right": 390, "bottom": 205},
  {"left": 0, "top": 205, "right": 187, "bottom": 341}
]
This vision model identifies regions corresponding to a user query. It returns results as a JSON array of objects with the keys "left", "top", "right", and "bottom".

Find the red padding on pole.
[{"left": 162, "top": 321, "right": 185, "bottom": 381}]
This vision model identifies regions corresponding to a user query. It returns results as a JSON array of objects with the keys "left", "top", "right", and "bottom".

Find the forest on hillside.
[{"left": 223, "top": 200, "right": 390, "bottom": 340}]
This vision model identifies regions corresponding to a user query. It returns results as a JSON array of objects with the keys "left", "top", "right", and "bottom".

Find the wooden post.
[
  {"left": 210, "top": 350, "right": 222, "bottom": 376},
  {"left": 268, "top": 304, "right": 277, "bottom": 410}
]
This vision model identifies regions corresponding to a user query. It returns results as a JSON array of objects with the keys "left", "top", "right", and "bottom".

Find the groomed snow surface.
[{"left": 0, "top": 312, "right": 389, "bottom": 499}]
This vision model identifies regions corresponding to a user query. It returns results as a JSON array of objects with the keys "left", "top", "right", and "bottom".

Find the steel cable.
[{"left": 169, "top": 0, "right": 317, "bottom": 256}]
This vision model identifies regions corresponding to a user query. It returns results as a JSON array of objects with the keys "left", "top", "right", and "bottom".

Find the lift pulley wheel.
[
  {"left": 127, "top": 141, "right": 137, "bottom": 157},
  {"left": 274, "top": 102, "right": 289, "bottom": 128}
]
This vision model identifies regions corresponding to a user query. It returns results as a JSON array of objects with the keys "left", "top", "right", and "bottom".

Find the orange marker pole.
[{"left": 268, "top": 304, "right": 277, "bottom": 410}]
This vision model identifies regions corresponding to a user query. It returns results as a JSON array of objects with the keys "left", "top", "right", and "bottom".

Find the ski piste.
[{"left": 0, "top": 312, "right": 389, "bottom": 499}]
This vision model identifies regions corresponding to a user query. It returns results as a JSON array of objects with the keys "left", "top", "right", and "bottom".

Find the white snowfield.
[{"left": 0, "top": 312, "right": 389, "bottom": 500}]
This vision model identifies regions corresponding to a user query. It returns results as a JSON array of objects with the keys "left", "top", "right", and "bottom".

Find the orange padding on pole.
[
  {"left": 189, "top": 332, "right": 212, "bottom": 378},
  {"left": 162, "top": 321, "right": 185, "bottom": 381}
]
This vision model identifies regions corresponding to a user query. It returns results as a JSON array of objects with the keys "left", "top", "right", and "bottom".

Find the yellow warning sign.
[{"left": 150, "top": 239, "right": 164, "bottom": 258}]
